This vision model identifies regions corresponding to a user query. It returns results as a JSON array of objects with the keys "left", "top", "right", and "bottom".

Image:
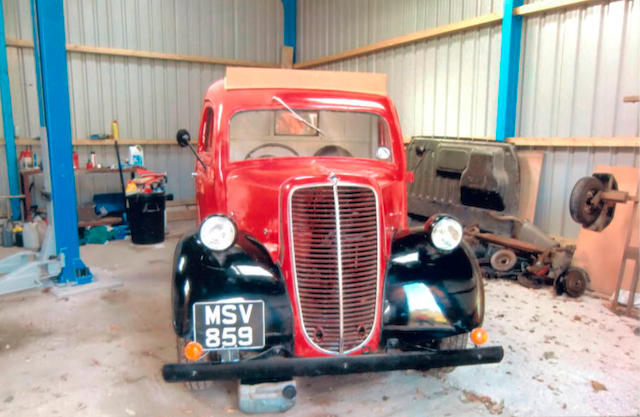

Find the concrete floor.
[{"left": 0, "top": 220, "right": 638, "bottom": 417}]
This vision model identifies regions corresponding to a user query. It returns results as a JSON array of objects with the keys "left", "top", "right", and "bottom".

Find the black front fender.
[
  {"left": 171, "top": 232, "right": 293, "bottom": 348},
  {"left": 383, "top": 229, "right": 484, "bottom": 339}
]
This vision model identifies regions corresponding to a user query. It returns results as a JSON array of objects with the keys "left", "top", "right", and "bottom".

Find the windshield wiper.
[{"left": 272, "top": 96, "right": 325, "bottom": 136}]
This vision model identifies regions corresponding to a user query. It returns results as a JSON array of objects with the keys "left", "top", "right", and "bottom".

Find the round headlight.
[
  {"left": 428, "top": 216, "right": 463, "bottom": 252},
  {"left": 199, "top": 215, "right": 237, "bottom": 251}
]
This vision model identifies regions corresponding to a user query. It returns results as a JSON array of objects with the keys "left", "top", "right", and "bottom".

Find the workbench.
[{"left": 20, "top": 166, "right": 143, "bottom": 223}]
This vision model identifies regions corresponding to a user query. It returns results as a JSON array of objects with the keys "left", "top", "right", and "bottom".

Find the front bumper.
[{"left": 162, "top": 346, "right": 504, "bottom": 382}]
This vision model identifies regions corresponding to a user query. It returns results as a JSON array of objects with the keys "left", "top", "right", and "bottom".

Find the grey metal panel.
[
  {"left": 297, "top": 0, "right": 501, "bottom": 63},
  {"left": 1, "top": 0, "right": 284, "bottom": 136},
  {"left": 1, "top": 0, "right": 284, "bottom": 203},
  {"left": 298, "top": 0, "right": 502, "bottom": 139},
  {"left": 298, "top": 0, "right": 638, "bottom": 139},
  {"left": 518, "top": 0, "right": 639, "bottom": 137},
  {"left": 515, "top": 0, "right": 640, "bottom": 236}
]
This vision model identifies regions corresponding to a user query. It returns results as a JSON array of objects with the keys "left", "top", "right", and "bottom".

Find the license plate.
[{"left": 193, "top": 300, "right": 265, "bottom": 350}]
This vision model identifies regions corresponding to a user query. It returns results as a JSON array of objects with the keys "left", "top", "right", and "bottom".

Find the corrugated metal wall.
[
  {"left": 299, "top": 0, "right": 503, "bottom": 139},
  {"left": 1, "top": 0, "right": 283, "bottom": 207},
  {"left": 2, "top": 0, "right": 638, "bottom": 238},
  {"left": 517, "top": 0, "right": 640, "bottom": 237},
  {"left": 297, "top": 0, "right": 639, "bottom": 238},
  {"left": 518, "top": 0, "right": 639, "bottom": 137},
  {"left": 519, "top": 0, "right": 639, "bottom": 238}
]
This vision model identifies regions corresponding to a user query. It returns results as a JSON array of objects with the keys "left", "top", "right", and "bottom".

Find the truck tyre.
[
  {"left": 432, "top": 333, "right": 468, "bottom": 375},
  {"left": 176, "top": 337, "right": 213, "bottom": 391},
  {"left": 570, "top": 176, "right": 604, "bottom": 227}
]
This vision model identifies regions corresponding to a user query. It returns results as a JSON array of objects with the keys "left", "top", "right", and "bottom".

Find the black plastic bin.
[{"left": 126, "top": 192, "right": 166, "bottom": 244}]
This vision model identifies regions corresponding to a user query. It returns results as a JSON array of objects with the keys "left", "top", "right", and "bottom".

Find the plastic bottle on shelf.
[{"left": 112, "top": 120, "right": 119, "bottom": 139}]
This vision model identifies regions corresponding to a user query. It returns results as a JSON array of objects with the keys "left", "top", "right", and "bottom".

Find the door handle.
[{"left": 191, "top": 172, "right": 199, "bottom": 177}]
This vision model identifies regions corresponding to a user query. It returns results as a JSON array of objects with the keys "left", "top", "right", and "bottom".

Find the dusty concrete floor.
[{"left": 0, "top": 220, "right": 638, "bottom": 417}]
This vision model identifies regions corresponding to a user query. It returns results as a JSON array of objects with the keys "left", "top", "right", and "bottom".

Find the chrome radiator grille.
[{"left": 290, "top": 184, "right": 379, "bottom": 353}]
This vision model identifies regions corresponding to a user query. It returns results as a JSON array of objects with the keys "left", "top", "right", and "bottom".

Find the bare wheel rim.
[
  {"left": 490, "top": 249, "right": 517, "bottom": 272},
  {"left": 564, "top": 269, "right": 587, "bottom": 297}
]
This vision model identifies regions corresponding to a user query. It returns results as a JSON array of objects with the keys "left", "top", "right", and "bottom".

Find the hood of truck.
[{"left": 225, "top": 157, "right": 406, "bottom": 262}]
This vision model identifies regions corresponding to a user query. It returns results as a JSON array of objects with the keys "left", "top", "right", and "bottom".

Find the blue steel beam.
[
  {"left": 281, "top": 0, "right": 297, "bottom": 62},
  {"left": 32, "top": 0, "right": 91, "bottom": 284},
  {"left": 29, "top": 0, "right": 45, "bottom": 124},
  {"left": 495, "top": 0, "right": 523, "bottom": 142},
  {"left": 0, "top": 3, "right": 21, "bottom": 220}
]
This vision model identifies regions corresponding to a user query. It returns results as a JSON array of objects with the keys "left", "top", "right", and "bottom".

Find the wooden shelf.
[
  {"left": 21, "top": 167, "right": 143, "bottom": 176},
  {"left": 6, "top": 38, "right": 277, "bottom": 69},
  {"left": 73, "top": 139, "right": 177, "bottom": 146},
  {"left": 78, "top": 216, "right": 123, "bottom": 228},
  {"left": 405, "top": 136, "right": 640, "bottom": 148},
  {"left": 6, "top": 137, "right": 638, "bottom": 149},
  {"left": 1, "top": 138, "right": 178, "bottom": 146},
  {"left": 507, "top": 137, "right": 640, "bottom": 148}
]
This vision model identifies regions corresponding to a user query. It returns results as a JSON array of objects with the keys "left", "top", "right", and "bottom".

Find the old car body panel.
[
  {"left": 225, "top": 159, "right": 405, "bottom": 262},
  {"left": 172, "top": 232, "right": 293, "bottom": 350},
  {"left": 383, "top": 230, "right": 484, "bottom": 342}
]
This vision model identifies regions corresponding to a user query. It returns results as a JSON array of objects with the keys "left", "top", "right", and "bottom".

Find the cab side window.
[{"left": 201, "top": 107, "right": 214, "bottom": 151}]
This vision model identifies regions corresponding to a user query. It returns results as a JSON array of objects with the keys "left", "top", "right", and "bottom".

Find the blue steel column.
[
  {"left": 495, "top": 0, "right": 523, "bottom": 142},
  {"left": 281, "top": 0, "right": 297, "bottom": 62},
  {"left": 32, "top": 0, "right": 91, "bottom": 284},
  {"left": 29, "top": 0, "right": 45, "bottom": 124},
  {"left": 0, "top": 4, "right": 21, "bottom": 220}
]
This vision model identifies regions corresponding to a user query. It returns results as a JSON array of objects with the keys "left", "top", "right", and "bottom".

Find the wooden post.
[{"left": 281, "top": 46, "right": 294, "bottom": 69}]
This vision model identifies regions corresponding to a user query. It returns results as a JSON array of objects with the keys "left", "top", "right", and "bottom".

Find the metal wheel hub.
[
  {"left": 490, "top": 249, "right": 517, "bottom": 272},
  {"left": 564, "top": 269, "right": 587, "bottom": 297}
]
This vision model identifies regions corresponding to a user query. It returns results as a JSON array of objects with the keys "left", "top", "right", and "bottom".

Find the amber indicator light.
[
  {"left": 184, "top": 341, "right": 204, "bottom": 361},
  {"left": 470, "top": 328, "right": 488, "bottom": 345}
]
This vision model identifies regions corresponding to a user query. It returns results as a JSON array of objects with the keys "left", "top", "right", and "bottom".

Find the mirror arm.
[{"left": 187, "top": 143, "right": 208, "bottom": 172}]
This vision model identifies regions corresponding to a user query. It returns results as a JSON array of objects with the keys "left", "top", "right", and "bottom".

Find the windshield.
[{"left": 229, "top": 110, "right": 393, "bottom": 162}]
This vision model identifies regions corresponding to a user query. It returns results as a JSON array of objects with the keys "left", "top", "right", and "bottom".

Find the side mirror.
[
  {"left": 175, "top": 128, "right": 207, "bottom": 172},
  {"left": 176, "top": 129, "right": 191, "bottom": 147}
]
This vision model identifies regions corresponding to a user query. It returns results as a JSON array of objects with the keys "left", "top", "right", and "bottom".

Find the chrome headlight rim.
[
  {"left": 198, "top": 214, "right": 237, "bottom": 251},
  {"left": 425, "top": 214, "right": 463, "bottom": 252}
]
